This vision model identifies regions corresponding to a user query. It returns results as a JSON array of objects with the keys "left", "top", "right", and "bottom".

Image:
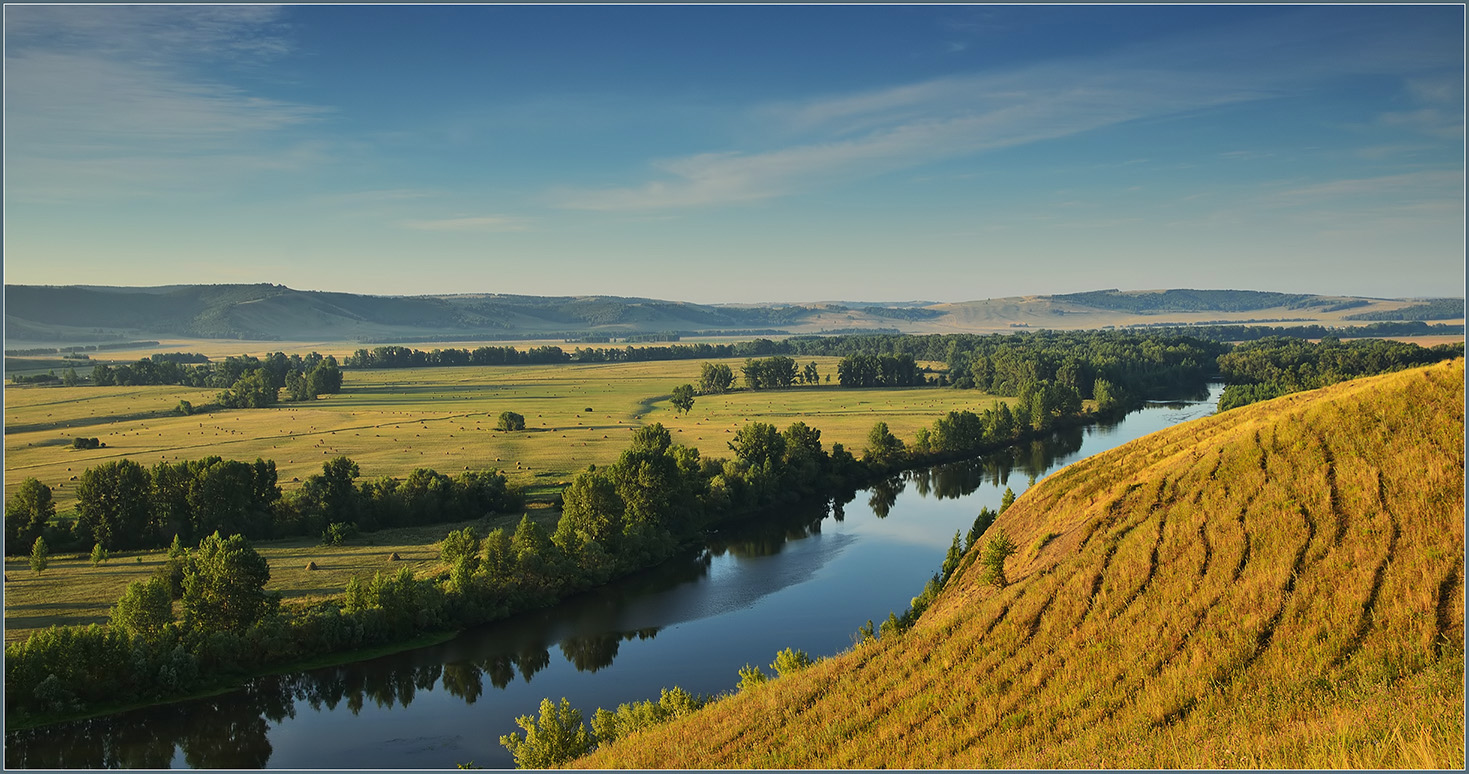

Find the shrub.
[
  {"left": 737, "top": 663, "right": 769, "bottom": 690},
  {"left": 176, "top": 400, "right": 194, "bottom": 416},
  {"left": 89, "top": 543, "right": 108, "bottom": 567},
  {"left": 980, "top": 529, "right": 1017, "bottom": 588},
  {"left": 497, "top": 411, "right": 526, "bottom": 432},
  {"left": 321, "top": 522, "right": 359, "bottom": 546},
  {"left": 770, "top": 647, "right": 814, "bottom": 677},
  {"left": 499, "top": 697, "right": 594, "bottom": 768}
]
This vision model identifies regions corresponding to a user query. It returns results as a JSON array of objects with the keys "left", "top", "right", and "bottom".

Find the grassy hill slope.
[{"left": 574, "top": 359, "right": 1465, "bottom": 769}]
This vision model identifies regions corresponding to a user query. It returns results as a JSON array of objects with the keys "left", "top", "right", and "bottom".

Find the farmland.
[{"left": 4, "top": 357, "right": 1015, "bottom": 509}]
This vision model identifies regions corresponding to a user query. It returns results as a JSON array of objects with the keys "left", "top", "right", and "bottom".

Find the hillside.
[
  {"left": 573, "top": 360, "right": 1465, "bottom": 769},
  {"left": 4, "top": 284, "right": 1459, "bottom": 346}
]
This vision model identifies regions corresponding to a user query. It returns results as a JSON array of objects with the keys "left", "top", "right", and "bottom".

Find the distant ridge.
[
  {"left": 576, "top": 360, "right": 1465, "bottom": 769},
  {"left": 3, "top": 284, "right": 1460, "bottom": 344}
]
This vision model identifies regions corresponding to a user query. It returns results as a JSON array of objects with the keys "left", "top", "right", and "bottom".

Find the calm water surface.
[{"left": 6, "top": 386, "right": 1220, "bottom": 769}]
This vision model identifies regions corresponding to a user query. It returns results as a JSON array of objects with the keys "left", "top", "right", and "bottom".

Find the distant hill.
[
  {"left": 575, "top": 360, "right": 1465, "bottom": 769},
  {"left": 3, "top": 284, "right": 1460, "bottom": 345}
]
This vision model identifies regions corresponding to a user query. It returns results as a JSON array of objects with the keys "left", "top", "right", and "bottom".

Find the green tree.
[
  {"left": 307, "top": 355, "right": 344, "bottom": 395},
  {"left": 110, "top": 575, "right": 174, "bottom": 640},
  {"left": 728, "top": 422, "right": 785, "bottom": 471},
  {"left": 6, "top": 478, "right": 54, "bottom": 555},
  {"left": 499, "top": 697, "right": 594, "bottom": 769},
  {"left": 980, "top": 529, "right": 1017, "bottom": 588},
  {"left": 697, "top": 362, "right": 734, "bottom": 394},
  {"left": 284, "top": 370, "right": 313, "bottom": 402},
  {"left": 440, "top": 526, "right": 481, "bottom": 567},
  {"left": 670, "top": 384, "right": 695, "bottom": 415},
  {"left": 30, "top": 536, "right": 49, "bottom": 574},
  {"left": 62, "top": 366, "right": 80, "bottom": 387},
  {"left": 217, "top": 369, "right": 278, "bottom": 409},
  {"left": 76, "top": 459, "right": 153, "bottom": 550},
  {"left": 770, "top": 647, "right": 814, "bottom": 677},
  {"left": 1000, "top": 487, "right": 1016, "bottom": 513},
  {"left": 296, "top": 456, "right": 360, "bottom": 528},
  {"left": 863, "top": 421, "right": 906, "bottom": 464},
  {"left": 555, "top": 469, "right": 624, "bottom": 553},
  {"left": 90, "top": 543, "right": 109, "bottom": 567},
  {"left": 497, "top": 411, "right": 527, "bottom": 431},
  {"left": 181, "top": 532, "right": 276, "bottom": 634}
]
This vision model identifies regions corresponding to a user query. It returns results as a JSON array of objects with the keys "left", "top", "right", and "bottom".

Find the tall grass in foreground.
[{"left": 572, "top": 360, "right": 1465, "bottom": 769}]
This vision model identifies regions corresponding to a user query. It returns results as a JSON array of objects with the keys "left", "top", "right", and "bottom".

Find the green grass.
[
  {"left": 2, "top": 509, "right": 541, "bottom": 643},
  {"left": 5, "top": 358, "right": 1014, "bottom": 510},
  {"left": 573, "top": 360, "right": 1465, "bottom": 770}
]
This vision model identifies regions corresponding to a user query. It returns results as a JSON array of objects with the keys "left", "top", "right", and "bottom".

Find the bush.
[
  {"left": 176, "top": 400, "right": 194, "bottom": 416},
  {"left": 499, "top": 697, "right": 594, "bottom": 768},
  {"left": 89, "top": 543, "right": 108, "bottom": 567},
  {"left": 770, "top": 647, "right": 814, "bottom": 677},
  {"left": 321, "top": 522, "right": 359, "bottom": 546},
  {"left": 71, "top": 437, "right": 101, "bottom": 450},
  {"left": 980, "top": 529, "right": 1017, "bottom": 588},
  {"left": 737, "top": 663, "right": 769, "bottom": 690},
  {"left": 497, "top": 411, "right": 526, "bottom": 431}
]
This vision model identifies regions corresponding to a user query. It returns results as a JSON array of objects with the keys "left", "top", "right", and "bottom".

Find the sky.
[{"left": 3, "top": 4, "right": 1464, "bottom": 304}]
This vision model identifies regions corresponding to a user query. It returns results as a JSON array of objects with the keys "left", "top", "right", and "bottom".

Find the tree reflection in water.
[{"left": 3, "top": 418, "right": 1105, "bottom": 769}]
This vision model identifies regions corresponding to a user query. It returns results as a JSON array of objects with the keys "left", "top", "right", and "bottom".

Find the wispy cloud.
[
  {"left": 552, "top": 69, "right": 1264, "bottom": 211},
  {"left": 1270, "top": 170, "right": 1463, "bottom": 205},
  {"left": 398, "top": 215, "right": 530, "bottom": 232},
  {"left": 548, "top": 9, "right": 1462, "bottom": 213},
  {"left": 5, "top": 5, "right": 326, "bottom": 202}
]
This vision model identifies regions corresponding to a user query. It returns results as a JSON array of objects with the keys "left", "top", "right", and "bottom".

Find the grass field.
[
  {"left": 4, "top": 357, "right": 1012, "bottom": 510},
  {"left": 574, "top": 359, "right": 1465, "bottom": 769},
  {"left": 1, "top": 509, "right": 543, "bottom": 643}
]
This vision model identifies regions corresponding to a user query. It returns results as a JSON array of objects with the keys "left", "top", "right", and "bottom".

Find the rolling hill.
[
  {"left": 3, "top": 284, "right": 1460, "bottom": 346},
  {"left": 573, "top": 359, "right": 1465, "bottom": 768}
]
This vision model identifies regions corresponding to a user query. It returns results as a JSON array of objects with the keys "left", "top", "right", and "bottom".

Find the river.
[{"left": 5, "top": 385, "right": 1220, "bottom": 769}]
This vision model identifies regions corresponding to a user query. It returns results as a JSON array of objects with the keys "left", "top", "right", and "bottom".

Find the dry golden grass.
[
  {"left": 5, "top": 358, "right": 1012, "bottom": 509},
  {"left": 574, "top": 359, "right": 1465, "bottom": 769}
]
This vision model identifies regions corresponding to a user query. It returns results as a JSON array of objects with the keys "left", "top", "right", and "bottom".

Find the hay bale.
[
  {"left": 305, "top": 561, "right": 319, "bottom": 571},
  {"left": 388, "top": 552, "right": 401, "bottom": 562}
]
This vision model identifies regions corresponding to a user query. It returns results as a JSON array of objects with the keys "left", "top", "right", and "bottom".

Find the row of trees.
[
  {"left": 835, "top": 353, "right": 921, "bottom": 388},
  {"left": 344, "top": 345, "right": 572, "bottom": 368},
  {"left": 92, "top": 352, "right": 340, "bottom": 390},
  {"left": 5, "top": 456, "right": 520, "bottom": 556},
  {"left": 741, "top": 356, "right": 820, "bottom": 390}
]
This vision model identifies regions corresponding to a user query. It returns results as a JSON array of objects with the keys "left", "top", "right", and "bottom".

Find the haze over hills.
[
  {"left": 4, "top": 284, "right": 1462, "bottom": 346},
  {"left": 575, "top": 359, "right": 1466, "bottom": 768}
]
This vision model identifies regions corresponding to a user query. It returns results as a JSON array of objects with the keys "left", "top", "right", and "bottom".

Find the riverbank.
[{"left": 4, "top": 396, "right": 1150, "bottom": 732}]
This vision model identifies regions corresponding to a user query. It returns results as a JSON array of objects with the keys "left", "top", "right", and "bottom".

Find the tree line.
[
  {"left": 1215, "top": 337, "right": 1464, "bottom": 410},
  {"left": 5, "top": 455, "right": 520, "bottom": 556}
]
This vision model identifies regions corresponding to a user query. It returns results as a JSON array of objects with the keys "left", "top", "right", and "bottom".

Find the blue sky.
[{"left": 4, "top": 4, "right": 1463, "bottom": 303}]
